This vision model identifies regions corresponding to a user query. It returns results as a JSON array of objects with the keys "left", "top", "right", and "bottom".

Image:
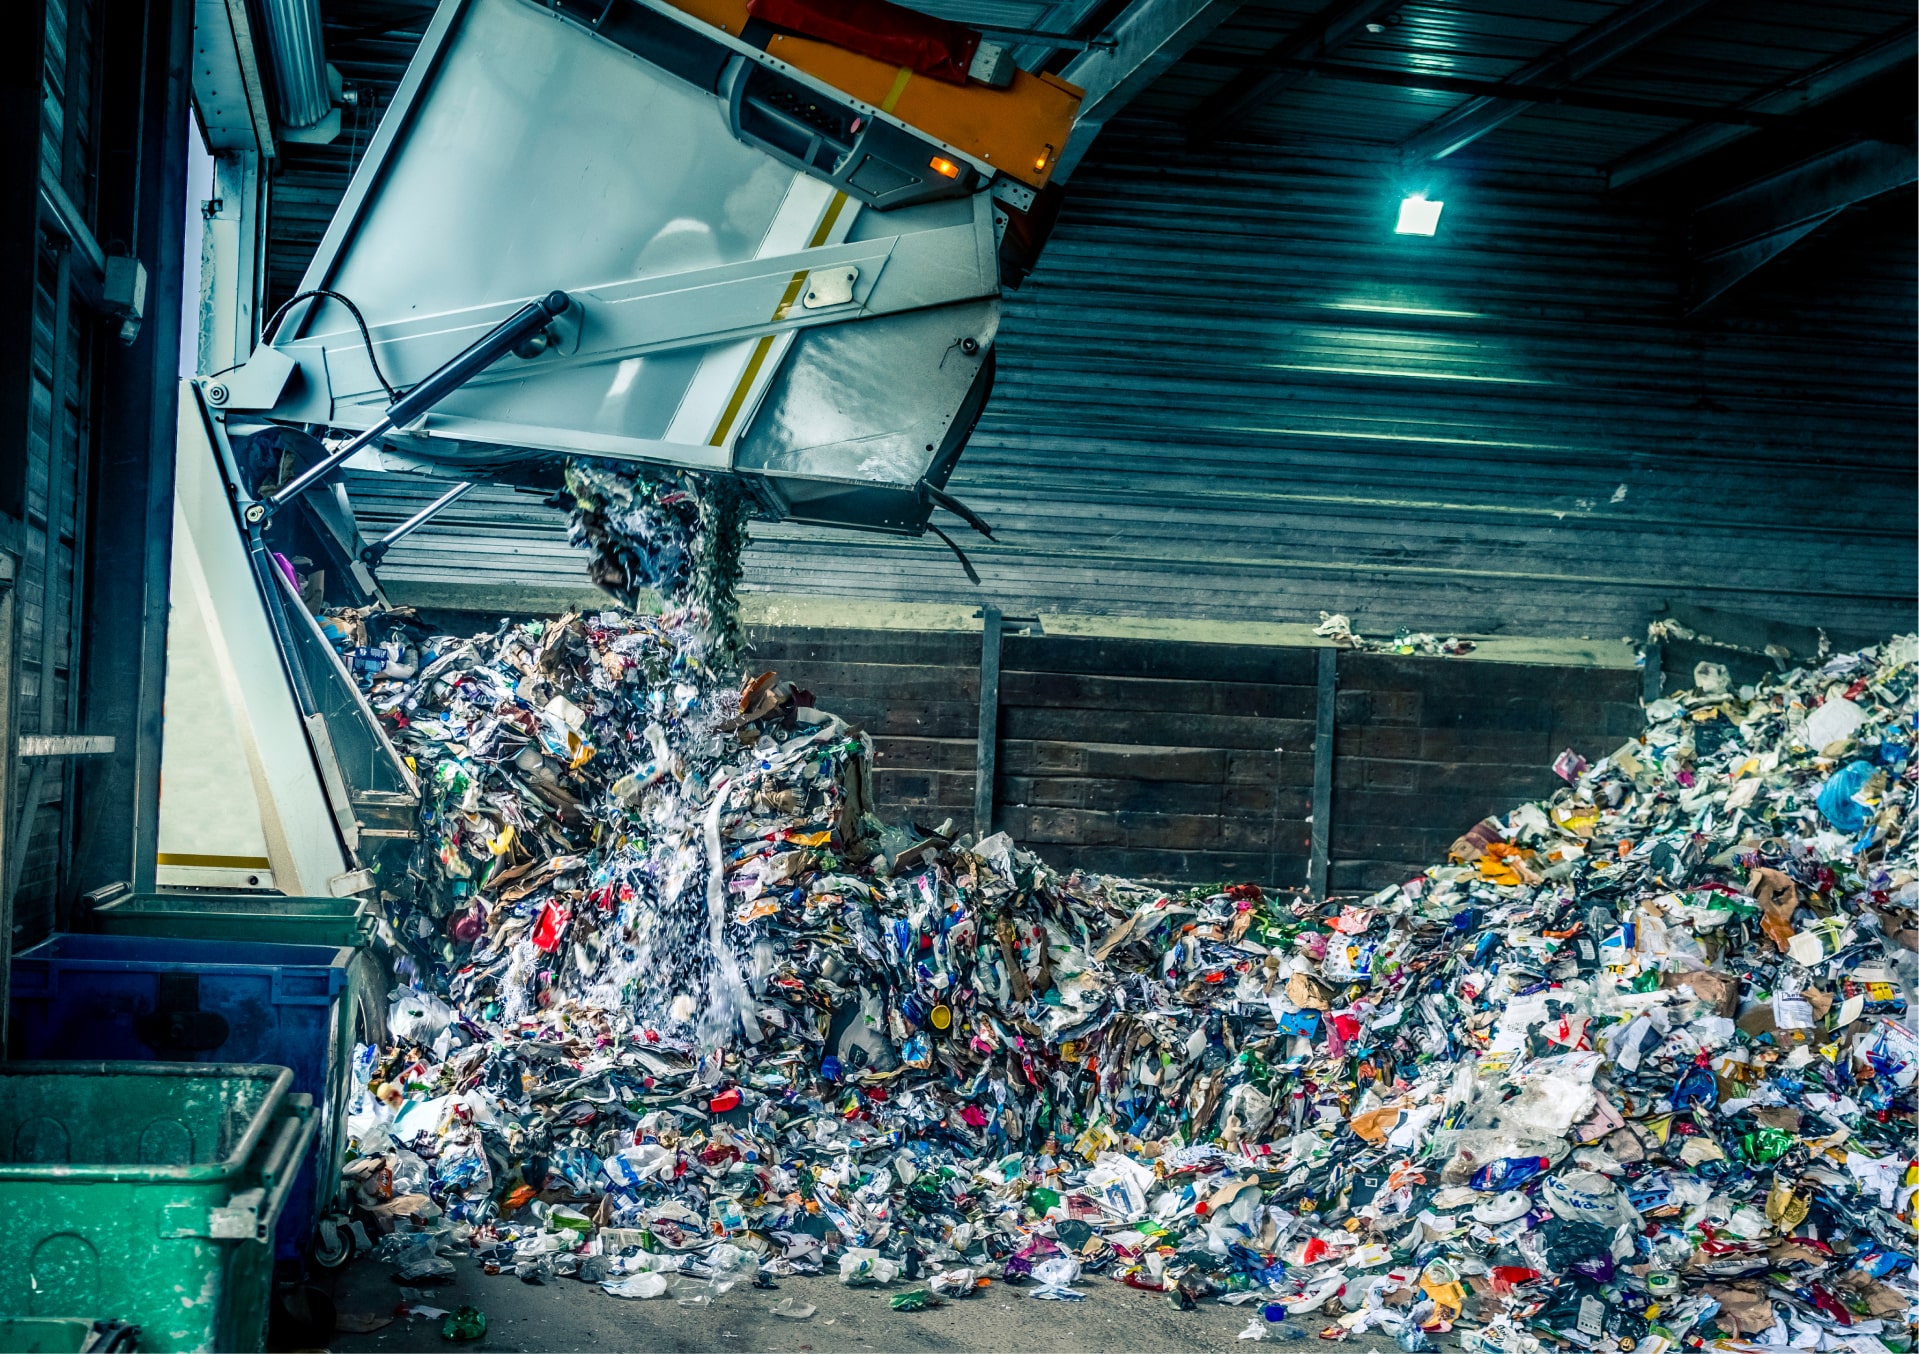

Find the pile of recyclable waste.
[{"left": 335, "top": 575, "right": 1918, "bottom": 1349}]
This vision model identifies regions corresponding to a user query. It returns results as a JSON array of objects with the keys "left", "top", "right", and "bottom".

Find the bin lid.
[{"left": 17, "top": 932, "right": 353, "bottom": 973}]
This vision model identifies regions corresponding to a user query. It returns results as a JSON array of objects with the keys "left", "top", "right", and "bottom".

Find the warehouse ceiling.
[
  {"left": 265, "top": 0, "right": 1917, "bottom": 638},
  {"left": 273, "top": 0, "right": 1917, "bottom": 302}
]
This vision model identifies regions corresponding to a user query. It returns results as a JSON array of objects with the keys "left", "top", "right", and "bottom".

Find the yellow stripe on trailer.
[
  {"left": 156, "top": 852, "right": 274, "bottom": 869},
  {"left": 710, "top": 190, "right": 853, "bottom": 446}
]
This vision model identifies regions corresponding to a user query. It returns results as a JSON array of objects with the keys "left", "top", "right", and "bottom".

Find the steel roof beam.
[
  {"left": 1184, "top": 0, "right": 1407, "bottom": 145},
  {"left": 1237, "top": 57, "right": 1786, "bottom": 126},
  {"left": 1609, "top": 22, "right": 1916, "bottom": 188},
  {"left": 1006, "top": 0, "right": 1112, "bottom": 71},
  {"left": 1054, "top": 0, "right": 1248, "bottom": 178},
  {"left": 1687, "top": 135, "right": 1917, "bottom": 312},
  {"left": 1399, "top": 0, "right": 1718, "bottom": 163}
]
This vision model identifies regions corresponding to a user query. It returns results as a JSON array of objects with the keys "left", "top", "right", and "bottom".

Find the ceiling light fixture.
[{"left": 1395, "top": 194, "right": 1443, "bottom": 236}]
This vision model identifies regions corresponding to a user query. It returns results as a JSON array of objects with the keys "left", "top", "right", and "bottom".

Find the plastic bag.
[
  {"left": 389, "top": 1235, "right": 457, "bottom": 1284},
  {"left": 928, "top": 1268, "right": 979, "bottom": 1298},
  {"left": 602, "top": 1272, "right": 671, "bottom": 1299},
  {"left": 1029, "top": 1255, "right": 1084, "bottom": 1300},
  {"left": 388, "top": 988, "right": 455, "bottom": 1044},
  {"left": 705, "top": 1242, "right": 759, "bottom": 1293},
  {"left": 1542, "top": 1170, "right": 1635, "bottom": 1227},
  {"left": 838, "top": 1248, "right": 900, "bottom": 1286}
]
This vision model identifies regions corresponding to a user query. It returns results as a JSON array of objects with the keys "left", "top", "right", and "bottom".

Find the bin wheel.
[{"left": 311, "top": 1216, "right": 358, "bottom": 1270}]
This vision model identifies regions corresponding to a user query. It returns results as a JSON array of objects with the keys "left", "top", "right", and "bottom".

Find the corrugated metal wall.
[
  {"left": 359, "top": 132, "right": 1916, "bottom": 643},
  {"left": 7, "top": 0, "right": 98, "bottom": 944},
  {"left": 738, "top": 134, "right": 1916, "bottom": 639}
]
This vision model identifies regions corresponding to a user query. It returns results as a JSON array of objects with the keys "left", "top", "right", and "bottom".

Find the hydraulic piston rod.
[
  {"left": 360, "top": 480, "right": 476, "bottom": 569},
  {"left": 246, "top": 290, "right": 571, "bottom": 525}
]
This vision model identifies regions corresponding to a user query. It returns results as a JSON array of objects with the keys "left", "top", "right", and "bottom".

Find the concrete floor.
[{"left": 321, "top": 1252, "right": 1346, "bottom": 1352}]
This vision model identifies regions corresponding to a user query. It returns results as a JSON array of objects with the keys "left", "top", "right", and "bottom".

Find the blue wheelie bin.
[{"left": 8, "top": 934, "right": 351, "bottom": 1267}]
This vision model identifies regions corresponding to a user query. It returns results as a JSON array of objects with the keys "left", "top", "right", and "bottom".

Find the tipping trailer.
[
  {"left": 210, "top": 0, "right": 1081, "bottom": 542},
  {"left": 159, "top": 0, "right": 1197, "bottom": 896}
]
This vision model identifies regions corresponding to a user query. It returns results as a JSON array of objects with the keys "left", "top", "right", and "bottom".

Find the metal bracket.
[
  {"left": 970, "top": 608, "right": 1041, "bottom": 840},
  {"left": 974, "top": 606, "right": 1002, "bottom": 840},
  {"left": 1308, "top": 647, "right": 1336, "bottom": 898},
  {"left": 204, "top": 346, "right": 295, "bottom": 412},
  {"left": 990, "top": 179, "right": 1038, "bottom": 214},
  {"left": 802, "top": 267, "right": 859, "bottom": 310},
  {"left": 302, "top": 713, "right": 361, "bottom": 853},
  {"left": 511, "top": 298, "right": 583, "bottom": 359}
]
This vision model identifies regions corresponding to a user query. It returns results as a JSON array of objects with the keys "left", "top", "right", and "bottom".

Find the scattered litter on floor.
[
  {"left": 328, "top": 537, "right": 1917, "bottom": 1351},
  {"left": 1315, "top": 611, "right": 1476, "bottom": 657}
]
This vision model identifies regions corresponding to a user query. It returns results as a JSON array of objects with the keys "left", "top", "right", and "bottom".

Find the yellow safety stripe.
[
  {"left": 157, "top": 852, "right": 272, "bottom": 869},
  {"left": 708, "top": 335, "right": 779, "bottom": 447},
  {"left": 808, "top": 191, "right": 851, "bottom": 249},
  {"left": 881, "top": 66, "right": 912, "bottom": 112},
  {"left": 708, "top": 191, "right": 852, "bottom": 447}
]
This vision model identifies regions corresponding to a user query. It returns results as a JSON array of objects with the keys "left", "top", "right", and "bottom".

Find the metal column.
[
  {"left": 974, "top": 607, "right": 1003, "bottom": 839},
  {"left": 71, "top": 0, "right": 194, "bottom": 900},
  {"left": 1308, "top": 646, "right": 1336, "bottom": 898}
]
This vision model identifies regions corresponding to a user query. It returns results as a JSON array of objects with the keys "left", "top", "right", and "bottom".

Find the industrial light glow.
[
  {"left": 929, "top": 156, "right": 961, "bottom": 180},
  {"left": 1395, "top": 195, "right": 1444, "bottom": 236}
]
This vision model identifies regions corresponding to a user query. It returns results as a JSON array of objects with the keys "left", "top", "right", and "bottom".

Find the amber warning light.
[{"left": 929, "top": 156, "right": 961, "bottom": 179}]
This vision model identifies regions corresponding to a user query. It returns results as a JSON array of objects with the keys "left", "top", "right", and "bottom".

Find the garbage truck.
[{"left": 159, "top": 0, "right": 1189, "bottom": 897}]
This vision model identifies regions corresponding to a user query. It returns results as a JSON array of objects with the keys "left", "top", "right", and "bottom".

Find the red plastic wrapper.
[
  {"left": 1489, "top": 1266, "right": 1540, "bottom": 1295},
  {"left": 745, "top": 0, "right": 979, "bottom": 85},
  {"left": 531, "top": 901, "right": 570, "bottom": 953}
]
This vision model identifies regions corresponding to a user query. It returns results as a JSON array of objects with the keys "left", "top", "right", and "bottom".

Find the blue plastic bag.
[{"left": 1816, "top": 760, "right": 1877, "bottom": 833}]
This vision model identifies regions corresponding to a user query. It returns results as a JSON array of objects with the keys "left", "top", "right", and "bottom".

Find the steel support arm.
[
  {"left": 359, "top": 480, "right": 475, "bottom": 568},
  {"left": 1688, "top": 137, "right": 1918, "bottom": 312},
  {"left": 1609, "top": 24, "right": 1915, "bottom": 189},
  {"left": 1055, "top": 0, "right": 1247, "bottom": 178}
]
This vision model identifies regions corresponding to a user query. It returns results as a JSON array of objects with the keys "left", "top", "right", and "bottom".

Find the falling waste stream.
[{"left": 323, "top": 460, "right": 1919, "bottom": 1351}]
